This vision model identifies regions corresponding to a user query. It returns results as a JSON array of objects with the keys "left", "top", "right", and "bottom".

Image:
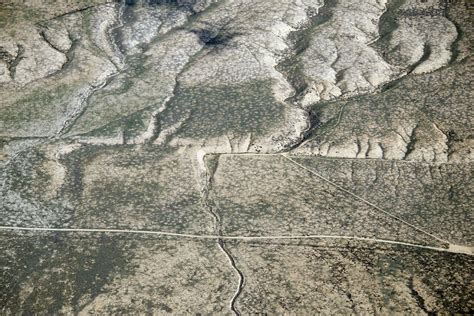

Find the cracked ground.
[{"left": 0, "top": 0, "right": 473, "bottom": 314}]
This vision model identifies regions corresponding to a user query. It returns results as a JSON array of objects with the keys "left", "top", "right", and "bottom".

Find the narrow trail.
[
  {"left": 281, "top": 154, "right": 473, "bottom": 256},
  {"left": 280, "top": 154, "right": 456, "bottom": 246},
  {"left": 0, "top": 226, "right": 471, "bottom": 255}
]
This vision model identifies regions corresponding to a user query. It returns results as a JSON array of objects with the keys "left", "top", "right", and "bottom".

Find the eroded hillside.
[{"left": 1, "top": 0, "right": 472, "bottom": 314}]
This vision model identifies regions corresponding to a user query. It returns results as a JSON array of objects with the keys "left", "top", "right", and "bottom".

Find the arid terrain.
[{"left": 0, "top": 0, "right": 473, "bottom": 314}]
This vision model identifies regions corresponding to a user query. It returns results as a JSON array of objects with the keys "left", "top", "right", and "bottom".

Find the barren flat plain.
[{"left": 0, "top": 0, "right": 473, "bottom": 314}]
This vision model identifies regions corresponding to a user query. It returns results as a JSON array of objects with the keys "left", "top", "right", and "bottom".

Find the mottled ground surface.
[{"left": 0, "top": 0, "right": 473, "bottom": 314}]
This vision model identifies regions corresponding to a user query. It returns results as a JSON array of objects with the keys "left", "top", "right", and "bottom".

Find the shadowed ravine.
[{"left": 0, "top": 0, "right": 472, "bottom": 314}]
